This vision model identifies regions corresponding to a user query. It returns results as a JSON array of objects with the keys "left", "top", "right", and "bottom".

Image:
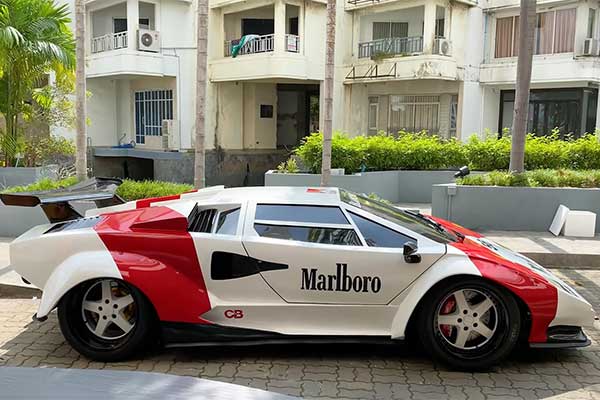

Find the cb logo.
[{"left": 224, "top": 309, "right": 244, "bottom": 319}]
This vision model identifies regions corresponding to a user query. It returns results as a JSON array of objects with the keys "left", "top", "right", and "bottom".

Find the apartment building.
[{"left": 55, "top": 0, "right": 600, "bottom": 185}]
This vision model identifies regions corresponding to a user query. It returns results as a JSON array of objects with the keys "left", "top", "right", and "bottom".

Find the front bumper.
[{"left": 530, "top": 326, "right": 591, "bottom": 349}]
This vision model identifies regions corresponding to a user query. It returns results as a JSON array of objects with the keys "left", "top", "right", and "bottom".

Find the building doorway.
[{"left": 276, "top": 84, "right": 320, "bottom": 149}]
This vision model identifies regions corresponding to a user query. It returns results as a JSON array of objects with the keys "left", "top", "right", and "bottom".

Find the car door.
[{"left": 242, "top": 202, "right": 445, "bottom": 306}]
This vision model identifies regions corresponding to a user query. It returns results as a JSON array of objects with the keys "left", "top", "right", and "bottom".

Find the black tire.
[
  {"left": 416, "top": 277, "right": 521, "bottom": 371},
  {"left": 58, "top": 278, "right": 155, "bottom": 362}
]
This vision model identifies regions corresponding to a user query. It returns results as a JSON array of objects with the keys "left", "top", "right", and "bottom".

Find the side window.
[
  {"left": 349, "top": 212, "right": 412, "bottom": 248},
  {"left": 188, "top": 206, "right": 217, "bottom": 233},
  {"left": 254, "top": 224, "right": 361, "bottom": 246},
  {"left": 215, "top": 208, "right": 241, "bottom": 235},
  {"left": 255, "top": 204, "right": 348, "bottom": 224}
]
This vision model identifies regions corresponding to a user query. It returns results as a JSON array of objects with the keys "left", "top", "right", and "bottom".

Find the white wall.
[
  {"left": 91, "top": 2, "right": 155, "bottom": 37},
  {"left": 359, "top": 7, "right": 425, "bottom": 42},
  {"left": 224, "top": 5, "right": 275, "bottom": 40},
  {"left": 87, "top": 78, "right": 118, "bottom": 146}
]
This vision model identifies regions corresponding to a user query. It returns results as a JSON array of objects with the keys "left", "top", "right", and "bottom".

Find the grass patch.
[{"left": 458, "top": 169, "right": 600, "bottom": 188}]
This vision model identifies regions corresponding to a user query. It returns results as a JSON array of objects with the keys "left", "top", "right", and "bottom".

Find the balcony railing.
[
  {"left": 358, "top": 36, "right": 423, "bottom": 59},
  {"left": 91, "top": 31, "right": 128, "bottom": 54},
  {"left": 225, "top": 34, "right": 275, "bottom": 57}
]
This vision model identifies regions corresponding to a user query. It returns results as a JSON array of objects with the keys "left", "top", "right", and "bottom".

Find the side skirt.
[{"left": 161, "top": 322, "right": 400, "bottom": 348}]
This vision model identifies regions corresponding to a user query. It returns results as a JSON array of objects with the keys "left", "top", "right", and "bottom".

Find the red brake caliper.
[{"left": 439, "top": 296, "right": 456, "bottom": 337}]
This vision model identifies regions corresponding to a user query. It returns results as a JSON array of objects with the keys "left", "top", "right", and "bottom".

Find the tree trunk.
[
  {"left": 194, "top": 0, "right": 208, "bottom": 189},
  {"left": 75, "top": 0, "right": 88, "bottom": 180},
  {"left": 509, "top": 0, "right": 536, "bottom": 173},
  {"left": 320, "top": 0, "right": 336, "bottom": 187}
]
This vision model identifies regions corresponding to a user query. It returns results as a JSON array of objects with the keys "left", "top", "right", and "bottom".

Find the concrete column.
[
  {"left": 127, "top": 0, "right": 139, "bottom": 51},
  {"left": 457, "top": 81, "right": 483, "bottom": 140},
  {"left": 274, "top": 0, "right": 286, "bottom": 53},
  {"left": 299, "top": 2, "right": 305, "bottom": 55},
  {"left": 422, "top": 2, "right": 437, "bottom": 54}
]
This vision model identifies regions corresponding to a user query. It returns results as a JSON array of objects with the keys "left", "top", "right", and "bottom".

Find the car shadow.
[{"left": 1, "top": 315, "right": 599, "bottom": 393}]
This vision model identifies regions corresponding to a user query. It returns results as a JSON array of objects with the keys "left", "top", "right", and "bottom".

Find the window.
[
  {"left": 113, "top": 18, "right": 151, "bottom": 33},
  {"left": 254, "top": 224, "right": 361, "bottom": 246},
  {"left": 188, "top": 206, "right": 217, "bottom": 233},
  {"left": 494, "top": 9, "right": 576, "bottom": 58},
  {"left": 260, "top": 104, "right": 273, "bottom": 118},
  {"left": 588, "top": 9, "right": 596, "bottom": 38},
  {"left": 449, "top": 95, "right": 458, "bottom": 138},
  {"left": 435, "top": 18, "right": 445, "bottom": 38},
  {"left": 340, "top": 189, "right": 458, "bottom": 244},
  {"left": 242, "top": 19, "right": 275, "bottom": 36},
  {"left": 372, "top": 22, "right": 408, "bottom": 40},
  {"left": 368, "top": 97, "right": 379, "bottom": 135},
  {"left": 134, "top": 89, "right": 174, "bottom": 144},
  {"left": 389, "top": 95, "right": 440, "bottom": 134},
  {"left": 499, "top": 89, "right": 599, "bottom": 138},
  {"left": 216, "top": 208, "right": 240, "bottom": 235},
  {"left": 255, "top": 204, "right": 348, "bottom": 225},
  {"left": 349, "top": 212, "right": 412, "bottom": 248}
]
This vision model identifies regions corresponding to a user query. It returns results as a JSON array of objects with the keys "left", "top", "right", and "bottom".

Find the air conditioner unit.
[
  {"left": 161, "top": 120, "right": 180, "bottom": 151},
  {"left": 433, "top": 38, "right": 452, "bottom": 56},
  {"left": 138, "top": 29, "right": 160, "bottom": 52},
  {"left": 582, "top": 38, "right": 599, "bottom": 56}
]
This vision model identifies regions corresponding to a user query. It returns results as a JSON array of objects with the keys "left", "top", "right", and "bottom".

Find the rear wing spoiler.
[{"left": 0, "top": 177, "right": 124, "bottom": 223}]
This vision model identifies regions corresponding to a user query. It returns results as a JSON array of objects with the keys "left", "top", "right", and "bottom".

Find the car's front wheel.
[
  {"left": 417, "top": 277, "right": 521, "bottom": 370},
  {"left": 58, "top": 278, "right": 155, "bottom": 362}
]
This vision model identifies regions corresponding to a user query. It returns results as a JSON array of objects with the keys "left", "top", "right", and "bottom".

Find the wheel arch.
[
  {"left": 403, "top": 274, "right": 532, "bottom": 344},
  {"left": 36, "top": 251, "right": 122, "bottom": 318}
]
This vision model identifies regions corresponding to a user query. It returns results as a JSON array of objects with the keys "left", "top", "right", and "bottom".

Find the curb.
[
  {"left": 522, "top": 252, "right": 600, "bottom": 269},
  {"left": 0, "top": 283, "right": 41, "bottom": 299}
]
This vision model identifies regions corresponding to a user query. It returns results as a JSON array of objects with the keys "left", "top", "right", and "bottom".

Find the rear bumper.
[{"left": 530, "top": 326, "right": 591, "bottom": 349}]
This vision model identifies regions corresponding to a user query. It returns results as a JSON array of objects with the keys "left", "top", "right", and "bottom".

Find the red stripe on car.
[
  {"left": 94, "top": 206, "right": 212, "bottom": 324},
  {"left": 136, "top": 194, "right": 183, "bottom": 209},
  {"left": 450, "top": 238, "right": 557, "bottom": 343}
]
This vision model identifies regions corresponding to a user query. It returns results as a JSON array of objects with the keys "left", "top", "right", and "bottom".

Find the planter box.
[
  {"left": 0, "top": 167, "right": 57, "bottom": 190},
  {"left": 0, "top": 202, "right": 95, "bottom": 238},
  {"left": 432, "top": 184, "right": 600, "bottom": 233},
  {"left": 265, "top": 170, "right": 467, "bottom": 203}
]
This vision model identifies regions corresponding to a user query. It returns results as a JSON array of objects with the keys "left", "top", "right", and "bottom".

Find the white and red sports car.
[{"left": 2, "top": 181, "right": 595, "bottom": 370}]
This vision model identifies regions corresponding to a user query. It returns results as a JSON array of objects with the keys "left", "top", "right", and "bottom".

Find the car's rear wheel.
[
  {"left": 58, "top": 278, "right": 154, "bottom": 362},
  {"left": 417, "top": 277, "right": 521, "bottom": 370}
]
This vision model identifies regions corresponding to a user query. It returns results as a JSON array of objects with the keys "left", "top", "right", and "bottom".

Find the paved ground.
[{"left": 0, "top": 268, "right": 600, "bottom": 399}]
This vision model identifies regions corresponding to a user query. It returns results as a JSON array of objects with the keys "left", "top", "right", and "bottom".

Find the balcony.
[
  {"left": 91, "top": 32, "right": 128, "bottom": 54},
  {"left": 223, "top": 34, "right": 300, "bottom": 57},
  {"left": 358, "top": 36, "right": 423, "bottom": 59}
]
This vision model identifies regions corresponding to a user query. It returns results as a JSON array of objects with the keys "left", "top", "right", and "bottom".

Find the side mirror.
[{"left": 403, "top": 241, "right": 421, "bottom": 264}]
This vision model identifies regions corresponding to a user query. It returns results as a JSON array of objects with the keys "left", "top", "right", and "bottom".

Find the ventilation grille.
[
  {"left": 188, "top": 206, "right": 217, "bottom": 233},
  {"left": 44, "top": 216, "right": 103, "bottom": 234}
]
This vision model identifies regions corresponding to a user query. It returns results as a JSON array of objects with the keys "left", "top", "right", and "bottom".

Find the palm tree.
[
  {"left": 194, "top": 0, "right": 208, "bottom": 189},
  {"left": 509, "top": 0, "right": 536, "bottom": 173},
  {"left": 0, "top": 0, "right": 75, "bottom": 167},
  {"left": 320, "top": 0, "right": 336, "bottom": 186},
  {"left": 74, "top": 0, "right": 86, "bottom": 180}
]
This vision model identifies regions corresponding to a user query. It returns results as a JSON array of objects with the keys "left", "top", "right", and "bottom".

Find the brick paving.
[{"left": 2, "top": 269, "right": 600, "bottom": 399}]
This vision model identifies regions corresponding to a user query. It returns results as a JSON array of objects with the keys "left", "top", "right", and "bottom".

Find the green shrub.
[
  {"left": 2, "top": 176, "right": 78, "bottom": 193},
  {"left": 276, "top": 158, "right": 300, "bottom": 173},
  {"left": 566, "top": 134, "right": 600, "bottom": 170},
  {"left": 2, "top": 177, "right": 194, "bottom": 202},
  {"left": 458, "top": 169, "right": 600, "bottom": 188},
  {"left": 463, "top": 134, "right": 511, "bottom": 171},
  {"left": 23, "top": 135, "right": 76, "bottom": 167},
  {"left": 292, "top": 131, "right": 600, "bottom": 173},
  {"left": 115, "top": 180, "right": 194, "bottom": 201},
  {"left": 294, "top": 132, "right": 467, "bottom": 173}
]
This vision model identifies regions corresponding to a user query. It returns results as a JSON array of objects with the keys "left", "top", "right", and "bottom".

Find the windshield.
[{"left": 339, "top": 189, "right": 458, "bottom": 244}]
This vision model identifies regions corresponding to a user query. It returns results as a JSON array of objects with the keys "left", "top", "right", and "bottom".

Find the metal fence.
[{"left": 358, "top": 36, "right": 423, "bottom": 58}]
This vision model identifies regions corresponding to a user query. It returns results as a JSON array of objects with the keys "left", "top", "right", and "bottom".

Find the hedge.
[
  {"left": 293, "top": 132, "right": 600, "bottom": 173},
  {"left": 458, "top": 169, "right": 600, "bottom": 188},
  {"left": 2, "top": 178, "right": 194, "bottom": 202}
]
